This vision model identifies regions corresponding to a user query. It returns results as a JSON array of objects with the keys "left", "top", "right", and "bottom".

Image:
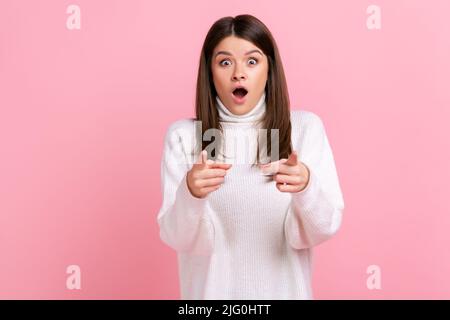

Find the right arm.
[{"left": 157, "top": 121, "right": 214, "bottom": 255}]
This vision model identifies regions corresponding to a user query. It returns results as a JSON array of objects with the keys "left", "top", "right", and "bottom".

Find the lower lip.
[{"left": 231, "top": 92, "right": 247, "bottom": 105}]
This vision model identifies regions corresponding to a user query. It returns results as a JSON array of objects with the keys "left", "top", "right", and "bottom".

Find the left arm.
[{"left": 262, "top": 114, "right": 345, "bottom": 249}]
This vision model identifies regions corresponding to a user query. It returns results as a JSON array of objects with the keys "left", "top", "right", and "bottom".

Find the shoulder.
[
  {"left": 163, "top": 118, "right": 198, "bottom": 159},
  {"left": 164, "top": 118, "right": 197, "bottom": 141},
  {"left": 166, "top": 118, "right": 196, "bottom": 134},
  {"left": 290, "top": 109, "right": 325, "bottom": 131},
  {"left": 290, "top": 109, "right": 326, "bottom": 148}
]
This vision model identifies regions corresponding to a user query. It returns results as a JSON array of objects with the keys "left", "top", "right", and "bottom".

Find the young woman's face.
[{"left": 211, "top": 36, "right": 269, "bottom": 115}]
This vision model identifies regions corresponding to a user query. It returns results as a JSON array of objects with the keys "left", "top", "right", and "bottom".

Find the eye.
[
  {"left": 248, "top": 57, "right": 258, "bottom": 65},
  {"left": 219, "top": 57, "right": 259, "bottom": 67},
  {"left": 219, "top": 59, "right": 231, "bottom": 66}
]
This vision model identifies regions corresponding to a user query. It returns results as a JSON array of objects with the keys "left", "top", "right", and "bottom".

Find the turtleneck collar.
[{"left": 216, "top": 92, "right": 266, "bottom": 124}]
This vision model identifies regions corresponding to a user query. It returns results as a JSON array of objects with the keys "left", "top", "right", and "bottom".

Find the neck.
[{"left": 216, "top": 92, "right": 266, "bottom": 124}]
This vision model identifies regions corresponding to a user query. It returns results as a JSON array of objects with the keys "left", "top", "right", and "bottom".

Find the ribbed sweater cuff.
[{"left": 291, "top": 166, "right": 321, "bottom": 214}]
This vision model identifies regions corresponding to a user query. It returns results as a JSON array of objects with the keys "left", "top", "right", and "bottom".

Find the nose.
[{"left": 232, "top": 64, "right": 247, "bottom": 81}]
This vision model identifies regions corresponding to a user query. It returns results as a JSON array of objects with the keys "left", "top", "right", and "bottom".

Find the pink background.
[{"left": 1, "top": 0, "right": 449, "bottom": 299}]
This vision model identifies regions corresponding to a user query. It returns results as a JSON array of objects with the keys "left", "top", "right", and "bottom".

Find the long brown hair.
[{"left": 195, "top": 14, "right": 292, "bottom": 165}]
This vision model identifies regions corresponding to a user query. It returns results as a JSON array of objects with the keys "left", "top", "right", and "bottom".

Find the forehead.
[{"left": 213, "top": 36, "right": 263, "bottom": 56}]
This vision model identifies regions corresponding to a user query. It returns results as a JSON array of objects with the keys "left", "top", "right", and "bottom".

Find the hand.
[
  {"left": 259, "top": 151, "right": 310, "bottom": 193},
  {"left": 187, "top": 150, "right": 232, "bottom": 199}
]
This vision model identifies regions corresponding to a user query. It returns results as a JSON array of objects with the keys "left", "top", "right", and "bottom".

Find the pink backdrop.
[{"left": 1, "top": 0, "right": 449, "bottom": 299}]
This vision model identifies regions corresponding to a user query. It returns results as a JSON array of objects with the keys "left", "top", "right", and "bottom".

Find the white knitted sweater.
[{"left": 157, "top": 93, "right": 345, "bottom": 299}]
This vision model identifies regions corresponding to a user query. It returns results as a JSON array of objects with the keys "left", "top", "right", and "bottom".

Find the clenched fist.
[{"left": 187, "top": 150, "right": 232, "bottom": 199}]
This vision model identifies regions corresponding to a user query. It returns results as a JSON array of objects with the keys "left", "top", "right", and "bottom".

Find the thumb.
[{"left": 285, "top": 151, "right": 298, "bottom": 166}]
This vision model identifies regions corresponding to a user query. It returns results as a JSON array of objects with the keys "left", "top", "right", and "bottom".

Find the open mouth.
[{"left": 232, "top": 87, "right": 248, "bottom": 98}]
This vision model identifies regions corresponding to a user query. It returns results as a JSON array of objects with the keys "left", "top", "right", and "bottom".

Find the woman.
[{"left": 157, "top": 14, "right": 345, "bottom": 299}]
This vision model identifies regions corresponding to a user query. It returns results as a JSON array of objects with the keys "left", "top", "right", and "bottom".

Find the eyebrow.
[{"left": 214, "top": 49, "right": 263, "bottom": 58}]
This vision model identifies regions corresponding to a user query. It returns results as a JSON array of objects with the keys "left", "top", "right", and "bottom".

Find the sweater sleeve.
[
  {"left": 156, "top": 121, "right": 215, "bottom": 255},
  {"left": 285, "top": 113, "right": 345, "bottom": 250}
]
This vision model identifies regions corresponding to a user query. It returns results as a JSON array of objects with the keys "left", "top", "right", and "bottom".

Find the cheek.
[
  {"left": 213, "top": 77, "right": 225, "bottom": 92},
  {"left": 253, "top": 68, "right": 268, "bottom": 89},
  {"left": 211, "top": 69, "right": 221, "bottom": 86},
  {"left": 212, "top": 67, "right": 227, "bottom": 81}
]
